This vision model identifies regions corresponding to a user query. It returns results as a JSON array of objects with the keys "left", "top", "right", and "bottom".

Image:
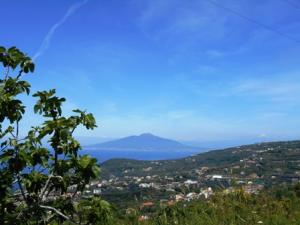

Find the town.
[{"left": 67, "top": 141, "right": 300, "bottom": 220}]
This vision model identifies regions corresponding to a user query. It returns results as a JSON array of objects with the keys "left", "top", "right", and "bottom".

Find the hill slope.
[{"left": 101, "top": 140, "right": 300, "bottom": 182}]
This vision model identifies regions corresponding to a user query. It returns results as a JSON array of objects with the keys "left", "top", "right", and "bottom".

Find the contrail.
[{"left": 33, "top": 0, "right": 88, "bottom": 61}]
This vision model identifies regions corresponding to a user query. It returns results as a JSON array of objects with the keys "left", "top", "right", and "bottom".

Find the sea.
[{"left": 81, "top": 149, "right": 202, "bottom": 162}]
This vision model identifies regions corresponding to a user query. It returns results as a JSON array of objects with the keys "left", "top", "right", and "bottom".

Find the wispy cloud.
[
  {"left": 33, "top": 0, "right": 88, "bottom": 60},
  {"left": 93, "top": 111, "right": 245, "bottom": 141},
  {"left": 166, "top": 110, "right": 195, "bottom": 120},
  {"left": 205, "top": 46, "right": 248, "bottom": 58},
  {"left": 228, "top": 74, "right": 300, "bottom": 103},
  {"left": 136, "top": 0, "right": 228, "bottom": 44},
  {"left": 234, "top": 79, "right": 300, "bottom": 98}
]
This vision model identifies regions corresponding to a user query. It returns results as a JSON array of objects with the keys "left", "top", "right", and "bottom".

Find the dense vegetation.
[{"left": 116, "top": 183, "right": 300, "bottom": 225}]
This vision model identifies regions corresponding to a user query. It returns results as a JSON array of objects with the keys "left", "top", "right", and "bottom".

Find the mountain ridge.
[{"left": 86, "top": 133, "right": 204, "bottom": 152}]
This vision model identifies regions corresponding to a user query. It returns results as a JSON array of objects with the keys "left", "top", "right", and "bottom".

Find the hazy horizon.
[{"left": 76, "top": 132, "right": 300, "bottom": 149}]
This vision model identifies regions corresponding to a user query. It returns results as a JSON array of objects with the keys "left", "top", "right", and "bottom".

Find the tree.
[{"left": 0, "top": 46, "right": 113, "bottom": 224}]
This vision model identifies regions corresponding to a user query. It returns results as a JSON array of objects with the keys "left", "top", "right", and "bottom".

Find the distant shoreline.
[{"left": 81, "top": 149, "right": 204, "bottom": 163}]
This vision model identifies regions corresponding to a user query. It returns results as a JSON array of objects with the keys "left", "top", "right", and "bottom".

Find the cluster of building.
[
  {"left": 65, "top": 144, "right": 300, "bottom": 215},
  {"left": 71, "top": 167, "right": 265, "bottom": 202}
]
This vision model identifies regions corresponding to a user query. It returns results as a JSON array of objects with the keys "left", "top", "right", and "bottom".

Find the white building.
[
  {"left": 184, "top": 180, "right": 198, "bottom": 185},
  {"left": 212, "top": 175, "right": 223, "bottom": 179},
  {"left": 93, "top": 189, "right": 101, "bottom": 195}
]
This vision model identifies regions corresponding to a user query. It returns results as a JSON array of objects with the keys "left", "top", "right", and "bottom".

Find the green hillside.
[{"left": 101, "top": 140, "right": 300, "bottom": 183}]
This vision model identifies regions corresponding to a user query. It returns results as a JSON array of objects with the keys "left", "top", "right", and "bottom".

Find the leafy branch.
[{"left": 0, "top": 46, "right": 113, "bottom": 225}]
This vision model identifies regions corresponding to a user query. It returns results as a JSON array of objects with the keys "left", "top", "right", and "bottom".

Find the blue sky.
[{"left": 2, "top": 0, "right": 300, "bottom": 144}]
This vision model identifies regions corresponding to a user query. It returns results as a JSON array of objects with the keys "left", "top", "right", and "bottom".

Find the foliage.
[
  {"left": 0, "top": 46, "right": 113, "bottom": 224},
  {"left": 119, "top": 183, "right": 300, "bottom": 225}
]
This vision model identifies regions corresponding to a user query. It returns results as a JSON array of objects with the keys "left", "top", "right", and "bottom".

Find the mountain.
[{"left": 86, "top": 133, "right": 203, "bottom": 152}]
